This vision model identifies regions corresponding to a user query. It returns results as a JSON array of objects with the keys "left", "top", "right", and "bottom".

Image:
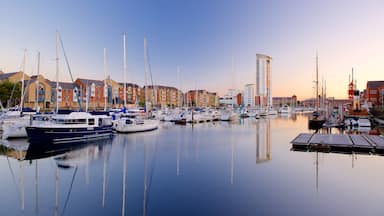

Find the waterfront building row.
[
  {"left": 185, "top": 90, "right": 219, "bottom": 108},
  {"left": 365, "top": 81, "right": 384, "bottom": 107},
  {"left": 219, "top": 86, "right": 298, "bottom": 108},
  {"left": 0, "top": 71, "right": 218, "bottom": 110}
]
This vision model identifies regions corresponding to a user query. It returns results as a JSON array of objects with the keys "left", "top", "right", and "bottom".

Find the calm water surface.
[{"left": 1, "top": 115, "right": 384, "bottom": 216}]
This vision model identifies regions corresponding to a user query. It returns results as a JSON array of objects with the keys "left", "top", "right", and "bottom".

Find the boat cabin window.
[
  {"left": 101, "top": 118, "right": 112, "bottom": 126},
  {"left": 88, "top": 118, "right": 95, "bottom": 125},
  {"left": 125, "top": 119, "right": 133, "bottom": 124},
  {"left": 55, "top": 118, "right": 87, "bottom": 124}
]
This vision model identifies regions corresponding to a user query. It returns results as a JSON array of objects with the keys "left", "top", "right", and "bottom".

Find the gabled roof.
[
  {"left": 118, "top": 82, "right": 140, "bottom": 88},
  {"left": 50, "top": 81, "right": 76, "bottom": 89},
  {"left": 76, "top": 78, "right": 104, "bottom": 86},
  {"left": 367, "top": 81, "right": 384, "bottom": 89},
  {"left": 144, "top": 85, "right": 179, "bottom": 91},
  {"left": 0, "top": 72, "right": 18, "bottom": 80}
]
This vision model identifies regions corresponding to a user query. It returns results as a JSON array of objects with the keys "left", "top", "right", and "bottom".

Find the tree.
[{"left": 0, "top": 81, "right": 21, "bottom": 108}]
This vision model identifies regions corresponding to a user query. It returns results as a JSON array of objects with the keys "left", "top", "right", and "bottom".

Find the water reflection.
[
  {"left": 2, "top": 115, "right": 384, "bottom": 215},
  {"left": 0, "top": 139, "right": 29, "bottom": 211},
  {"left": 256, "top": 118, "right": 271, "bottom": 164},
  {"left": 0, "top": 137, "right": 113, "bottom": 215}
]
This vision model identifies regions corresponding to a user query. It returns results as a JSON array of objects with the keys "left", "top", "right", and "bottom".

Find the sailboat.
[
  {"left": 26, "top": 32, "right": 113, "bottom": 144},
  {"left": 114, "top": 36, "right": 159, "bottom": 133},
  {"left": 308, "top": 53, "right": 326, "bottom": 129},
  {"left": 220, "top": 57, "right": 239, "bottom": 121},
  {"left": 2, "top": 50, "right": 37, "bottom": 139}
]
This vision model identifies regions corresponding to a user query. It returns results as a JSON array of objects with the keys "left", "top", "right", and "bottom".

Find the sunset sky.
[{"left": 1, "top": 0, "right": 383, "bottom": 99}]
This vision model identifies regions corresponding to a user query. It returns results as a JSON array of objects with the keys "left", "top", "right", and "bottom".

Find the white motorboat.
[
  {"left": 115, "top": 117, "right": 159, "bottom": 133},
  {"left": 186, "top": 111, "right": 203, "bottom": 123},
  {"left": 267, "top": 107, "right": 278, "bottom": 115},
  {"left": 279, "top": 104, "right": 291, "bottom": 114},
  {"left": 358, "top": 118, "right": 371, "bottom": 128},
  {"left": 220, "top": 109, "right": 239, "bottom": 121}
]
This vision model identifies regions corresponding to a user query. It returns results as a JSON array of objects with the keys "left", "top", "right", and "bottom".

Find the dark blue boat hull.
[{"left": 26, "top": 125, "right": 113, "bottom": 144}]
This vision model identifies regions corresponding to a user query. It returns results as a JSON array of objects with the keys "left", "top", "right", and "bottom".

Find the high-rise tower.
[{"left": 256, "top": 54, "right": 272, "bottom": 109}]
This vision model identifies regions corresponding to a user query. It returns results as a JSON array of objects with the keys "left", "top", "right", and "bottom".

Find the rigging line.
[
  {"left": 57, "top": 32, "right": 83, "bottom": 111},
  {"left": 20, "top": 77, "right": 34, "bottom": 110},
  {"left": 7, "top": 51, "right": 26, "bottom": 108},
  {"left": 61, "top": 166, "right": 78, "bottom": 216},
  {"left": 8, "top": 81, "right": 17, "bottom": 108}
]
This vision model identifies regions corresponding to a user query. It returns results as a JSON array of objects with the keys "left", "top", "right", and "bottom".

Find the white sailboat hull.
[
  {"left": 115, "top": 119, "right": 159, "bottom": 133},
  {"left": 2, "top": 116, "right": 31, "bottom": 139},
  {"left": 220, "top": 112, "right": 239, "bottom": 121}
]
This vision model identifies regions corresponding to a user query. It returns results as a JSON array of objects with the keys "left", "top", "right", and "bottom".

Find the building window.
[{"left": 370, "top": 89, "right": 377, "bottom": 94}]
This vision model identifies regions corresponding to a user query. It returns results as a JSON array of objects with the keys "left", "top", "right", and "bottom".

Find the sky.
[{"left": 1, "top": 0, "right": 384, "bottom": 99}]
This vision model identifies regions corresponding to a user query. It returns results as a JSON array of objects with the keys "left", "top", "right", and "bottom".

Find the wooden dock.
[{"left": 291, "top": 133, "right": 384, "bottom": 153}]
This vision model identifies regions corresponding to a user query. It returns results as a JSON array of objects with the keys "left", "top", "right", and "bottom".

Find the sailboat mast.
[
  {"left": 177, "top": 66, "right": 182, "bottom": 107},
  {"left": 104, "top": 48, "right": 107, "bottom": 111},
  {"left": 123, "top": 33, "right": 127, "bottom": 108},
  {"left": 144, "top": 37, "right": 149, "bottom": 112},
  {"left": 35, "top": 51, "right": 40, "bottom": 111},
  {"left": 231, "top": 56, "right": 234, "bottom": 108},
  {"left": 315, "top": 53, "right": 319, "bottom": 111},
  {"left": 21, "top": 49, "right": 26, "bottom": 111},
  {"left": 56, "top": 31, "right": 60, "bottom": 113}
]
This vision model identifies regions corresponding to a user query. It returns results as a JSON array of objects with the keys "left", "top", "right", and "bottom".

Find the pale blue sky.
[{"left": 1, "top": 0, "right": 383, "bottom": 99}]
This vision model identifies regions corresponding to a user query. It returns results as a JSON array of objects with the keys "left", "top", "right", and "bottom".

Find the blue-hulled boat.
[{"left": 26, "top": 112, "right": 113, "bottom": 144}]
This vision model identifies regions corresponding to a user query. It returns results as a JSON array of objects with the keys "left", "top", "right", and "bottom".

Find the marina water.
[{"left": 1, "top": 114, "right": 383, "bottom": 215}]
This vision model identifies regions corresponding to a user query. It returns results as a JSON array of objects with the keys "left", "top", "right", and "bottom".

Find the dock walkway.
[{"left": 291, "top": 133, "right": 384, "bottom": 153}]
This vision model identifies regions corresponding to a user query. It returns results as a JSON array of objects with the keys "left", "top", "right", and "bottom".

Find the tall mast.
[
  {"left": 144, "top": 37, "right": 149, "bottom": 112},
  {"left": 195, "top": 88, "right": 198, "bottom": 107},
  {"left": 177, "top": 66, "right": 182, "bottom": 107},
  {"left": 231, "top": 56, "right": 234, "bottom": 107},
  {"left": 35, "top": 51, "right": 40, "bottom": 111},
  {"left": 104, "top": 48, "right": 107, "bottom": 111},
  {"left": 315, "top": 53, "right": 319, "bottom": 111},
  {"left": 123, "top": 33, "right": 127, "bottom": 108},
  {"left": 352, "top": 68, "right": 354, "bottom": 90},
  {"left": 56, "top": 31, "right": 60, "bottom": 113},
  {"left": 21, "top": 49, "right": 26, "bottom": 111}
]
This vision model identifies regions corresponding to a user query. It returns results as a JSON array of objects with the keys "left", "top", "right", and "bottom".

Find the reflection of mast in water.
[
  {"left": 177, "top": 133, "right": 180, "bottom": 176},
  {"left": 143, "top": 143, "right": 148, "bottom": 216},
  {"left": 1, "top": 141, "right": 29, "bottom": 213},
  {"left": 143, "top": 134, "right": 158, "bottom": 216},
  {"left": 35, "top": 161, "right": 39, "bottom": 215},
  {"left": 85, "top": 149, "right": 89, "bottom": 185},
  {"left": 231, "top": 142, "right": 234, "bottom": 184},
  {"left": 122, "top": 136, "right": 127, "bottom": 216},
  {"left": 315, "top": 151, "right": 319, "bottom": 192},
  {"left": 194, "top": 127, "right": 200, "bottom": 162},
  {"left": 20, "top": 160, "right": 25, "bottom": 211},
  {"left": 55, "top": 166, "right": 59, "bottom": 216},
  {"left": 351, "top": 151, "right": 357, "bottom": 168},
  {"left": 102, "top": 148, "right": 107, "bottom": 207},
  {"left": 256, "top": 118, "right": 271, "bottom": 164},
  {"left": 230, "top": 126, "right": 235, "bottom": 184}
]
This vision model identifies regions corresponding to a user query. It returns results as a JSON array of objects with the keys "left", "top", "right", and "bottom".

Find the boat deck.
[{"left": 291, "top": 133, "right": 384, "bottom": 153}]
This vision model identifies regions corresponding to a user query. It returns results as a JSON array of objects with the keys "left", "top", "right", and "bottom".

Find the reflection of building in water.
[{"left": 256, "top": 118, "right": 271, "bottom": 163}]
